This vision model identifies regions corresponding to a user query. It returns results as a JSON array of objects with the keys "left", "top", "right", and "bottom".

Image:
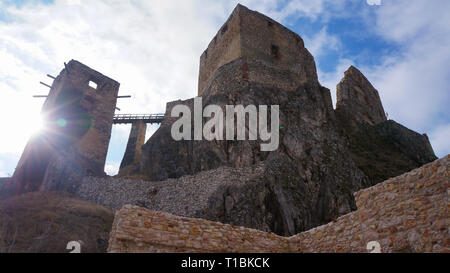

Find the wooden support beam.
[
  {"left": 117, "top": 95, "right": 132, "bottom": 98},
  {"left": 33, "top": 95, "right": 48, "bottom": 98},
  {"left": 47, "top": 74, "right": 56, "bottom": 80},
  {"left": 40, "top": 82, "right": 52, "bottom": 88},
  {"left": 115, "top": 107, "right": 121, "bottom": 111}
]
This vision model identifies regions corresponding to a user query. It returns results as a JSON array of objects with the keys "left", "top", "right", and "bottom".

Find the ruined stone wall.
[
  {"left": 290, "top": 154, "right": 448, "bottom": 253},
  {"left": 239, "top": 6, "right": 318, "bottom": 89},
  {"left": 4, "top": 60, "right": 120, "bottom": 196},
  {"left": 198, "top": 6, "right": 242, "bottom": 94},
  {"left": 108, "top": 155, "right": 449, "bottom": 253},
  {"left": 198, "top": 4, "right": 318, "bottom": 96},
  {"left": 108, "top": 206, "right": 288, "bottom": 253},
  {"left": 56, "top": 60, "right": 119, "bottom": 173}
]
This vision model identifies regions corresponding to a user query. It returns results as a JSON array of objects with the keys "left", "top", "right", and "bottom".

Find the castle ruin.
[
  {"left": 0, "top": 4, "right": 442, "bottom": 252},
  {"left": 198, "top": 4, "right": 318, "bottom": 96},
  {"left": 2, "top": 60, "right": 120, "bottom": 195}
]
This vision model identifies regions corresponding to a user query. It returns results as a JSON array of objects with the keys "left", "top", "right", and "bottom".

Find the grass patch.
[{"left": 0, "top": 191, "right": 114, "bottom": 253}]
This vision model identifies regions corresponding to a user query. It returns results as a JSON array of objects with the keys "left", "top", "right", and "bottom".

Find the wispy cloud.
[{"left": 362, "top": 0, "right": 450, "bottom": 157}]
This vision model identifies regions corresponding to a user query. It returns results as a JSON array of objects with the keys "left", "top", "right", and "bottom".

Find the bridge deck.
[{"left": 113, "top": 114, "right": 164, "bottom": 124}]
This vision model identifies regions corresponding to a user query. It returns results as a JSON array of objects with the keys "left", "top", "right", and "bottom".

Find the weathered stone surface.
[
  {"left": 336, "top": 65, "right": 387, "bottom": 128},
  {"left": 109, "top": 4, "right": 436, "bottom": 237},
  {"left": 343, "top": 120, "right": 438, "bottom": 185},
  {"left": 107, "top": 155, "right": 449, "bottom": 253},
  {"left": 78, "top": 164, "right": 265, "bottom": 214},
  {"left": 198, "top": 4, "right": 318, "bottom": 95},
  {"left": 0, "top": 178, "right": 8, "bottom": 195},
  {"left": 131, "top": 59, "right": 370, "bottom": 236},
  {"left": 1, "top": 60, "right": 119, "bottom": 197},
  {"left": 333, "top": 66, "right": 437, "bottom": 186},
  {"left": 119, "top": 121, "right": 147, "bottom": 176}
]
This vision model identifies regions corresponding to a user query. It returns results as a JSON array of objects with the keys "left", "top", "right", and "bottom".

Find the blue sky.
[{"left": 0, "top": 0, "right": 449, "bottom": 176}]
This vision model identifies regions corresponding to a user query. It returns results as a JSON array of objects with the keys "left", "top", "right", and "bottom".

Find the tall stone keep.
[
  {"left": 119, "top": 121, "right": 147, "bottom": 176},
  {"left": 198, "top": 4, "right": 319, "bottom": 96},
  {"left": 336, "top": 66, "right": 387, "bottom": 127},
  {"left": 4, "top": 60, "right": 119, "bottom": 196}
]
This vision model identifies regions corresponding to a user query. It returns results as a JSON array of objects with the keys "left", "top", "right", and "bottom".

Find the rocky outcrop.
[
  {"left": 334, "top": 67, "right": 437, "bottom": 185},
  {"left": 342, "top": 120, "right": 438, "bottom": 185},
  {"left": 125, "top": 5, "right": 438, "bottom": 236},
  {"left": 134, "top": 55, "right": 371, "bottom": 236},
  {"left": 336, "top": 66, "right": 387, "bottom": 129}
]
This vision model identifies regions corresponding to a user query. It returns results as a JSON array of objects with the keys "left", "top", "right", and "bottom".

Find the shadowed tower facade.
[{"left": 2, "top": 60, "right": 120, "bottom": 196}]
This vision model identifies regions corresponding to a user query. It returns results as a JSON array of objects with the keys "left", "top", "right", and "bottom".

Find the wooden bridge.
[{"left": 113, "top": 114, "right": 164, "bottom": 124}]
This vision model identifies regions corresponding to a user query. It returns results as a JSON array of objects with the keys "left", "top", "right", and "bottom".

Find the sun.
[{"left": 28, "top": 114, "right": 45, "bottom": 136}]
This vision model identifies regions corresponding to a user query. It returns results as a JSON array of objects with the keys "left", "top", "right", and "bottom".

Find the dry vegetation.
[{"left": 0, "top": 191, "right": 114, "bottom": 253}]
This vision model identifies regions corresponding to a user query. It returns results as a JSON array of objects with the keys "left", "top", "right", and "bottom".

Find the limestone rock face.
[
  {"left": 342, "top": 120, "right": 438, "bottom": 185},
  {"left": 334, "top": 68, "right": 437, "bottom": 186},
  {"left": 336, "top": 66, "right": 387, "bottom": 128},
  {"left": 138, "top": 56, "right": 370, "bottom": 235},
  {"left": 133, "top": 6, "right": 437, "bottom": 236}
]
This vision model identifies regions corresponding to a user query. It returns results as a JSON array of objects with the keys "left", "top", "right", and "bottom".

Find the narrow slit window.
[
  {"left": 271, "top": 44, "right": 279, "bottom": 59},
  {"left": 88, "top": 80, "right": 97, "bottom": 89},
  {"left": 221, "top": 24, "right": 228, "bottom": 35}
]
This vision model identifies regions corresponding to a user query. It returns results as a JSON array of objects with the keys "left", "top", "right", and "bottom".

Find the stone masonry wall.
[
  {"left": 2, "top": 60, "right": 120, "bottom": 196},
  {"left": 108, "top": 206, "right": 288, "bottom": 253},
  {"left": 198, "top": 4, "right": 318, "bottom": 95},
  {"left": 108, "top": 155, "right": 449, "bottom": 253}
]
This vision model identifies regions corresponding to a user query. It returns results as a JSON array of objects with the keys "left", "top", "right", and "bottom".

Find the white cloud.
[
  {"left": 429, "top": 124, "right": 450, "bottom": 158},
  {"left": 361, "top": 0, "right": 450, "bottom": 150},
  {"left": 316, "top": 0, "right": 450, "bottom": 157},
  {"left": 0, "top": 153, "right": 20, "bottom": 177},
  {"left": 303, "top": 27, "right": 341, "bottom": 57}
]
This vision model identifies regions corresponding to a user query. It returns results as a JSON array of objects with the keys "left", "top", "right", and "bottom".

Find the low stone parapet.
[{"left": 108, "top": 155, "right": 449, "bottom": 253}]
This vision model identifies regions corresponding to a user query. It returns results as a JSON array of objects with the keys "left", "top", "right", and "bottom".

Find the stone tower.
[
  {"left": 198, "top": 4, "right": 319, "bottom": 96},
  {"left": 4, "top": 60, "right": 119, "bottom": 196}
]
